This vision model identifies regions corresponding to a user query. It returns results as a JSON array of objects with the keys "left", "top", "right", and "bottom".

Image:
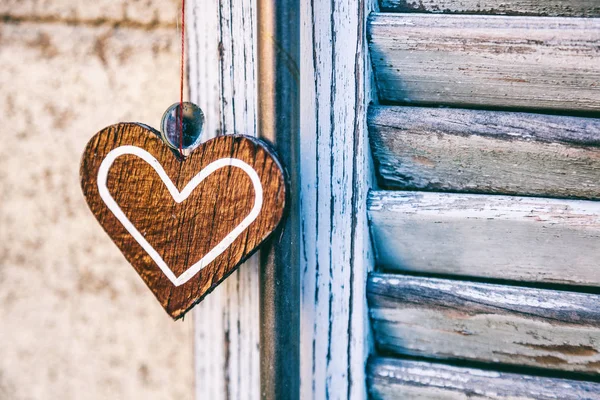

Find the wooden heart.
[{"left": 80, "top": 123, "right": 286, "bottom": 319}]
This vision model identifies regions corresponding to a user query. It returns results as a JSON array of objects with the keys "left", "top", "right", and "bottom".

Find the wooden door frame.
[{"left": 188, "top": 0, "right": 374, "bottom": 397}]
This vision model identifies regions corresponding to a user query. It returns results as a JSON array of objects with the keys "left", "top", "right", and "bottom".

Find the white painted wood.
[
  {"left": 190, "top": 0, "right": 374, "bottom": 397},
  {"left": 300, "top": 0, "right": 374, "bottom": 398},
  {"left": 379, "top": 0, "right": 600, "bottom": 17},
  {"left": 369, "top": 14, "right": 600, "bottom": 112},
  {"left": 369, "top": 190, "right": 600, "bottom": 286},
  {"left": 189, "top": 0, "right": 260, "bottom": 398},
  {"left": 369, "top": 106, "right": 600, "bottom": 199},
  {"left": 369, "top": 358, "right": 600, "bottom": 400},
  {"left": 369, "top": 274, "right": 600, "bottom": 374}
]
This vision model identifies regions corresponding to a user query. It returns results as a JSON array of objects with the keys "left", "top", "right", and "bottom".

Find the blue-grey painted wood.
[
  {"left": 379, "top": 0, "right": 600, "bottom": 17},
  {"left": 369, "top": 358, "right": 600, "bottom": 400},
  {"left": 369, "top": 190, "right": 600, "bottom": 286},
  {"left": 368, "top": 273, "right": 600, "bottom": 374},
  {"left": 298, "top": 0, "right": 374, "bottom": 398},
  {"left": 369, "top": 14, "right": 600, "bottom": 111},
  {"left": 369, "top": 106, "right": 600, "bottom": 199}
]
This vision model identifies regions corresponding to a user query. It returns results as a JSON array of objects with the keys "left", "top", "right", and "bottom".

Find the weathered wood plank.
[
  {"left": 369, "top": 14, "right": 600, "bottom": 112},
  {"left": 379, "top": 0, "right": 600, "bottom": 17},
  {"left": 368, "top": 274, "right": 600, "bottom": 374},
  {"left": 189, "top": 0, "right": 261, "bottom": 398},
  {"left": 369, "top": 106, "right": 600, "bottom": 199},
  {"left": 369, "top": 358, "right": 600, "bottom": 400},
  {"left": 369, "top": 191, "right": 600, "bottom": 286},
  {"left": 299, "top": 0, "right": 374, "bottom": 398},
  {"left": 192, "top": 0, "right": 374, "bottom": 397}
]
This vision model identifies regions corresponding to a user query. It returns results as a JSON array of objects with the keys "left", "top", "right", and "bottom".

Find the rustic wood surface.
[
  {"left": 369, "top": 106, "right": 600, "bottom": 199},
  {"left": 369, "top": 190, "right": 600, "bottom": 286},
  {"left": 80, "top": 123, "right": 286, "bottom": 319},
  {"left": 368, "top": 273, "right": 600, "bottom": 374},
  {"left": 379, "top": 0, "right": 600, "bottom": 17},
  {"left": 369, "top": 14, "right": 600, "bottom": 112},
  {"left": 369, "top": 358, "right": 600, "bottom": 400},
  {"left": 191, "top": 0, "right": 374, "bottom": 396},
  {"left": 188, "top": 0, "right": 262, "bottom": 397},
  {"left": 298, "top": 0, "right": 375, "bottom": 398}
]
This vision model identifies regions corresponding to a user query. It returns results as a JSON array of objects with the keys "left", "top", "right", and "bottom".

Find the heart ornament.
[{"left": 81, "top": 123, "right": 286, "bottom": 319}]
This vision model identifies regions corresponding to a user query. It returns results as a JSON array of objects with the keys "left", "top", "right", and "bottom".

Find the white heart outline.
[{"left": 97, "top": 145, "right": 263, "bottom": 287}]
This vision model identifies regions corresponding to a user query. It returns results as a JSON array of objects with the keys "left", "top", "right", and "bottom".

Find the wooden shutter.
[{"left": 367, "top": 3, "right": 600, "bottom": 399}]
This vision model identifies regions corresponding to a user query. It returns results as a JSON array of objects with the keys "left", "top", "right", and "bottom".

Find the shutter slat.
[
  {"left": 369, "top": 106, "right": 600, "bottom": 199},
  {"left": 369, "top": 358, "right": 600, "bottom": 400},
  {"left": 379, "top": 0, "right": 600, "bottom": 17},
  {"left": 369, "top": 190, "right": 600, "bottom": 286},
  {"left": 368, "top": 273, "right": 600, "bottom": 374},
  {"left": 369, "top": 14, "right": 600, "bottom": 111}
]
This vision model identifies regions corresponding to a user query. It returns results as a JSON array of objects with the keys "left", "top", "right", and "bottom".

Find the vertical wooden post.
[
  {"left": 299, "top": 0, "right": 374, "bottom": 398},
  {"left": 256, "top": 0, "right": 302, "bottom": 399},
  {"left": 188, "top": 0, "right": 261, "bottom": 398}
]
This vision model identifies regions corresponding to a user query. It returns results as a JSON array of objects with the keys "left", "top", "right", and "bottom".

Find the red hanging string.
[{"left": 179, "top": 0, "right": 186, "bottom": 156}]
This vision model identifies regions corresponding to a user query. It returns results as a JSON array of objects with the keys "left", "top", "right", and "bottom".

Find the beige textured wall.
[{"left": 0, "top": 1, "right": 194, "bottom": 399}]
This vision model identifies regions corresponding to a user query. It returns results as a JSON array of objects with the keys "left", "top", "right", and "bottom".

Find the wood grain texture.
[
  {"left": 368, "top": 274, "right": 600, "bottom": 374},
  {"left": 190, "top": 0, "right": 373, "bottom": 396},
  {"left": 188, "top": 0, "right": 260, "bottom": 397},
  {"left": 80, "top": 124, "right": 285, "bottom": 319},
  {"left": 369, "top": 191, "right": 600, "bottom": 286},
  {"left": 369, "top": 358, "right": 600, "bottom": 400},
  {"left": 369, "top": 106, "right": 600, "bottom": 199},
  {"left": 379, "top": 0, "right": 600, "bottom": 17},
  {"left": 300, "top": 0, "right": 374, "bottom": 398},
  {"left": 369, "top": 14, "right": 600, "bottom": 112}
]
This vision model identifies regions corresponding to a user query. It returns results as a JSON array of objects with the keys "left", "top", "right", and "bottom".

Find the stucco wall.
[{"left": 0, "top": 1, "right": 194, "bottom": 399}]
